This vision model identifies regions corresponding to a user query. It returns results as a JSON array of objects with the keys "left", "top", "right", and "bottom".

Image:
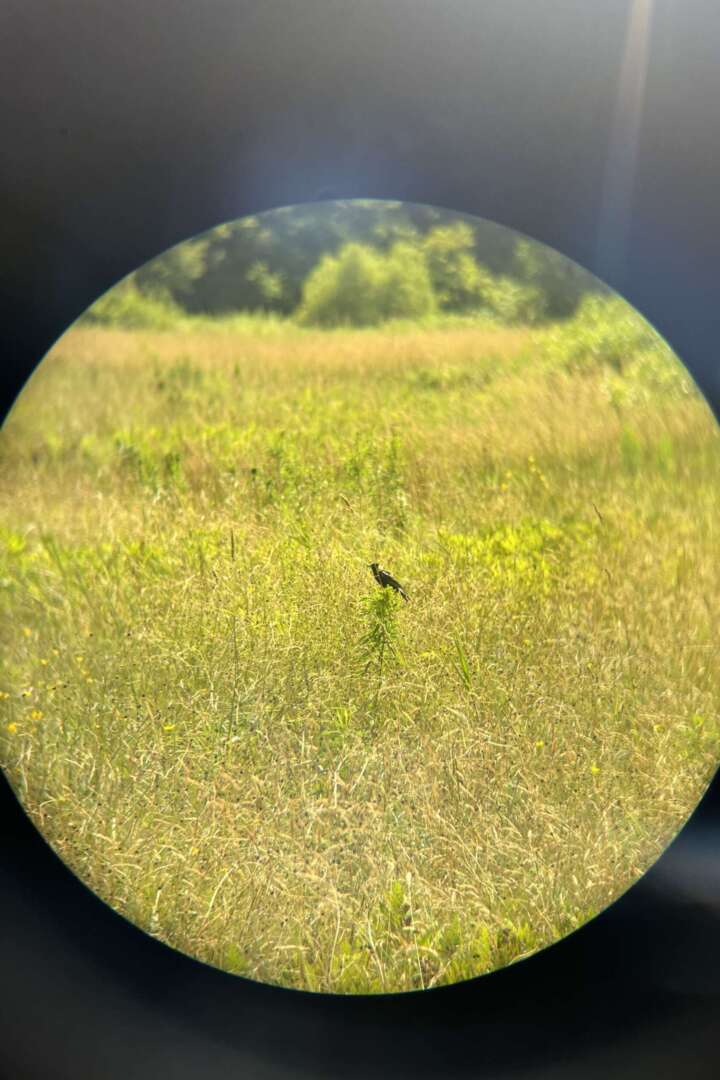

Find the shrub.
[
  {"left": 422, "top": 222, "right": 486, "bottom": 310},
  {"left": 296, "top": 241, "right": 436, "bottom": 327},
  {"left": 79, "top": 278, "right": 185, "bottom": 330},
  {"left": 245, "top": 261, "right": 285, "bottom": 306},
  {"left": 536, "top": 295, "right": 672, "bottom": 374},
  {"left": 480, "top": 274, "right": 547, "bottom": 325},
  {"left": 512, "top": 237, "right": 602, "bottom": 319},
  {"left": 377, "top": 242, "right": 437, "bottom": 322}
]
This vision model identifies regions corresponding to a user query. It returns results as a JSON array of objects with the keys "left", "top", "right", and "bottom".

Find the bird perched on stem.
[{"left": 369, "top": 562, "right": 409, "bottom": 602}]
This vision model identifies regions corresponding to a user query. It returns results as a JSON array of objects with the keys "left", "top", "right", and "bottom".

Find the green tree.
[
  {"left": 80, "top": 277, "right": 183, "bottom": 329},
  {"left": 296, "top": 244, "right": 386, "bottom": 326},
  {"left": 482, "top": 274, "right": 547, "bottom": 324},
  {"left": 245, "top": 261, "right": 285, "bottom": 306},
  {"left": 512, "top": 238, "right": 603, "bottom": 319},
  {"left": 297, "top": 241, "right": 436, "bottom": 327},
  {"left": 134, "top": 238, "right": 208, "bottom": 308},
  {"left": 422, "top": 222, "right": 486, "bottom": 310},
  {"left": 378, "top": 241, "right": 437, "bottom": 321},
  {"left": 124, "top": 202, "right": 603, "bottom": 322}
]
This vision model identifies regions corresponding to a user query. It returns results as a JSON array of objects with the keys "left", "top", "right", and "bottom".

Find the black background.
[{"left": 2, "top": 2, "right": 720, "bottom": 1077}]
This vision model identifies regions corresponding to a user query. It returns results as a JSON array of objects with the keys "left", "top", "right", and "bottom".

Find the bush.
[
  {"left": 536, "top": 295, "right": 672, "bottom": 374},
  {"left": 378, "top": 242, "right": 437, "bottom": 322},
  {"left": 422, "top": 222, "right": 486, "bottom": 310},
  {"left": 296, "top": 241, "right": 436, "bottom": 326},
  {"left": 79, "top": 278, "right": 185, "bottom": 330},
  {"left": 245, "top": 261, "right": 285, "bottom": 306},
  {"left": 512, "top": 237, "right": 602, "bottom": 319},
  {"left": 480, "top": 274, "right": 547, "bottom": 325},
  {"left": 297, "top": 229, "right": 552, "bottom": 328}
]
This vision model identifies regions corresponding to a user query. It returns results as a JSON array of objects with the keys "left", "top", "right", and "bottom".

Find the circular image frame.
[{"left": 1, "top": 200, "right": 719, "bottom": 994}]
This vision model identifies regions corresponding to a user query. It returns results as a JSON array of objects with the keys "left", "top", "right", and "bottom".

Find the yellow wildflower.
[
  {"left": 30, "top": 709, "right": 43, "bottom": 721},
  {"left": 163, "top": 723, "right": 176, "bottom": 732},
  {"left": 6, "top": 722, "right": 17, "bottom": 734},
  {"left": 590, "top": 763, "right": 600, "bottom": 775}
]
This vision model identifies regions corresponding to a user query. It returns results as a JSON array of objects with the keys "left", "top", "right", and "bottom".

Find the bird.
[{"left": 368, "top": 562, "right": 409, "bottom": 602}]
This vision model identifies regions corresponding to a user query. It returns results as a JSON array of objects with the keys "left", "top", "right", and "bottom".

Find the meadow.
[{"left": 1, "top": 309, "right": 718, "bottom": 993}]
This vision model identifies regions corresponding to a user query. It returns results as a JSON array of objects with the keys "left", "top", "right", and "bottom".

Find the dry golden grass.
[{"left": 1, "top": 319, "right": 718, "bottom": 992}]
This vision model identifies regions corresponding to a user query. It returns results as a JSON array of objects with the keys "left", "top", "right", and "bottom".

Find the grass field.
[{"left": 1, "top": 314, "right": 719, "bottom": 993}]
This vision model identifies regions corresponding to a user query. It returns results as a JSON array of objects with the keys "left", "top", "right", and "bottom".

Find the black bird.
[{"left": 369, "top": 562, "right": 409, "bottom": 602}]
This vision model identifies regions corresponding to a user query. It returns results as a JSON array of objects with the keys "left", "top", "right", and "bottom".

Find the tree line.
[{"left": 90, "top": 201, "right": 607, "bottom": 328}]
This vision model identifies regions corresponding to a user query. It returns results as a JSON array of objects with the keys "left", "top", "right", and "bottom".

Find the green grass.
[{"left": 1, "top": 317, "right": 719, "bottom": 993}]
